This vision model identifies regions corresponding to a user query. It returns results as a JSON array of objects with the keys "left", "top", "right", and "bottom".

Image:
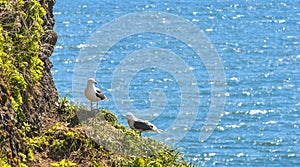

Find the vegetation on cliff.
[
  {"left": 0, "top": 0, "right": 193, "bottom": 166},
  {"left": 1, "top": 0, "right": 55, "bottom": 166},
  {"left": 0, "top": 0, "right": 45, "bottom": 120},
  {"left": 23, "top": 96, "right": 193, "bottom": 166}
]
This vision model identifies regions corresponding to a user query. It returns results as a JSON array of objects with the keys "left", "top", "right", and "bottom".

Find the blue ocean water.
[{"left": 52, "top": 0, "right": 299, "bottom": 166}]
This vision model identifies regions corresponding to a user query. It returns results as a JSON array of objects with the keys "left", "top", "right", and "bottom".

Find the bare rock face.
[{"left": 0, "top": 78, "right": 23, "bottom": 164}]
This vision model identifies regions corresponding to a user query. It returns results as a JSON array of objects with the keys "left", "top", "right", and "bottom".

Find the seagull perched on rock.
[
  {"left": 84, "top": 78, "right": 108, "bottom": 111},
  {"left": 126, "top": 112, "right": 162, "bottom": 136}
]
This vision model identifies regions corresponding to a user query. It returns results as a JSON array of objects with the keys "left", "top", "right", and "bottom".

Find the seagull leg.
[
  {"left": 90, "top": 102, "right": 93, "bottom": 111},
  {"left": 96, "top": 102, "right": 98, "bottom": 112}
]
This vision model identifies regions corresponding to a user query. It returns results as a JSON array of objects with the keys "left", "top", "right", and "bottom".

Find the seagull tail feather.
[{"left": 155, "top": 129, "right": 163, "bottom": 133}]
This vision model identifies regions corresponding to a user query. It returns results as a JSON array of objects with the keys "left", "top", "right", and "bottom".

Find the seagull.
[
  {"left": 126, "top": 112, "right": 163, "bottom": 136},
  {"left": 84, "top": 78, "right": 108, "bottom": 111}
]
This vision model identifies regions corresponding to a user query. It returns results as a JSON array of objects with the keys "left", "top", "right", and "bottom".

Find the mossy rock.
[{"left": 98, "top": 109, "right": 118, "bottom": 124}]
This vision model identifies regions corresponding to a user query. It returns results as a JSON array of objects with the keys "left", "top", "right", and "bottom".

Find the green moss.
[
  {"left": 17, "top": 94, "right": 193, "bottom": 166},
  {"left": 0, "top": 89, "right": 194, "bottom": 166},
  {"left": 98, "top": 108, "right": 118, "bottom": 124},
  {"left": 0, "top": 0, "right": 45, "bottom": 117},
  {"left": 0, "top": 1, "right": 48, "bottom": 165},
  {"left": 0, "top": 154, "right": 12, "bottom": 167},
  {"left": 57, "top": 93, "right": 77, "bottom": 122},
  {"left": 27, "top": 96, "right": 194, "bottom": 166},
  {"left": 51, "top": 159, "right": 76, "bottom": 167}
]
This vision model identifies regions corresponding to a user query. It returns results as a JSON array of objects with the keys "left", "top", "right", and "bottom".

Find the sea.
[{"left": 51, "top": 0, "right": 299, "bottom": 166}]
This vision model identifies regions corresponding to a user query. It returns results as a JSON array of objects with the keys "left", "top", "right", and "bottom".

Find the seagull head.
[
  {"left": 125, "top": 112, "right": 135, "bottom": 121},
  {"left": 87, "top": 78, "right": 97, "bottom": 85}
]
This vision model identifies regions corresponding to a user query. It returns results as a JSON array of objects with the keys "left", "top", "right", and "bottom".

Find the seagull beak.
[{"left": 94, "top": 81, "right": 97, "bottom": 84}]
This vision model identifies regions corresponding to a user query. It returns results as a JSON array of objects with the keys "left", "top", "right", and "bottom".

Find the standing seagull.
[
  {"left": 84, "top": 78, "right": 108, "bottom": 111},
  {"left": 126, "top": 112, "right": 163, "bottom": 136}
]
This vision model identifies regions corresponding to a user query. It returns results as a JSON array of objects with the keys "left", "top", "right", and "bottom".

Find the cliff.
[
  {"left": 1, "top": 0, "right": 58, "bottom": 165},
  {"left": 0, "top": 0, "right": 193, "bottom": 166}
]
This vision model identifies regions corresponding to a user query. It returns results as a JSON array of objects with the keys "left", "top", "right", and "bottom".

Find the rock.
[
  {"left": 13, "top": 0, "right": 59, "bottom": 136},
  {"left": 0, "top": 78, "right": 23, "bottom": 164},
  {"left": 0, "top": 0, "right": 59, "bottom": 164}
]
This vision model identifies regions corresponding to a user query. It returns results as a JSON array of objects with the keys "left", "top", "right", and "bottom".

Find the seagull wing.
[
  {"left": 134, "top": 120, "right": 154, "bottom": 131},
  {"left": 95, "top": 89, "right": 107, "bottom": 100}
]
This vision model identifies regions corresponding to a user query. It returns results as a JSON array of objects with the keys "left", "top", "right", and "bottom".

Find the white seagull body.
[
  {"left": 84, "top": 78, "right": 108, "bottom": 111},
  {"left": 126, "top": 112, "right": 163, "bottom": 135}
]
